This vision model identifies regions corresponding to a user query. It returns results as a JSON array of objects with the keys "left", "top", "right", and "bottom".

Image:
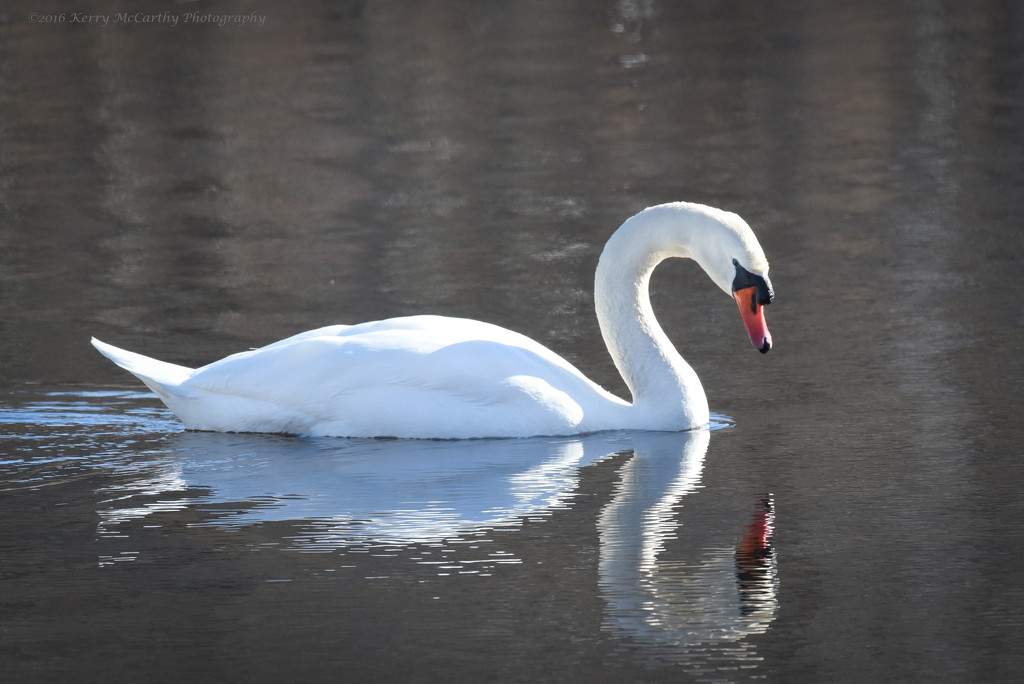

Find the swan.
[{"left": 92, "top": 202, "right": 774, "bottom": 439}]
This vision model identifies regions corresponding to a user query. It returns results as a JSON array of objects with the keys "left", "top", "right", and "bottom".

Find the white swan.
[{"left": 92, "top": 202, "right": 774, "bottom": 439}]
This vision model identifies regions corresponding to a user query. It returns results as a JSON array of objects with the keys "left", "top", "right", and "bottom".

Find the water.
[{"left": 2, "top": 1, "right": 1023, "bottom": 682}]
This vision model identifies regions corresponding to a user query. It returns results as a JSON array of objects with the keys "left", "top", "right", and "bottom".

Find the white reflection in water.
[
  {"left": 98, "top": 431, "right": 624, "bottom": 545},
  {"left": 8, "top": 390, "right": 775, "bottom": 671},
  {"left": 598, "top": 431, "right": 778, "bottom": 672},
  {"left": 96, "top": 422, "right": 776, "bottom": 670}
]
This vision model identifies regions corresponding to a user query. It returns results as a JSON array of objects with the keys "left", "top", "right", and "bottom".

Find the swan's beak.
[{"left": 735, "top": 286, "right": 772, "bottom": 353}]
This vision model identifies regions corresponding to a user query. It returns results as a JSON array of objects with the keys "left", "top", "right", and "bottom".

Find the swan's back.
[{"left": 95, "top": 316, "right": 625, "bottom": 439}]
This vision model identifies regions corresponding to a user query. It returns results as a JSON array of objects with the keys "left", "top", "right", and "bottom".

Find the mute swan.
[{"left": 92, "top": 202, "right": 774, "bottom": 439}]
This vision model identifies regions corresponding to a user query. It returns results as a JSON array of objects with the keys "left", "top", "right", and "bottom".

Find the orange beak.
[{"left": 735, "top": 286, "right": 772, "bottom": 353}]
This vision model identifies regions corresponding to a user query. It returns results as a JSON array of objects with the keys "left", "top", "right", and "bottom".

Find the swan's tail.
[{"left": 91, "top": 338, "right": 195, "bottom": 396}]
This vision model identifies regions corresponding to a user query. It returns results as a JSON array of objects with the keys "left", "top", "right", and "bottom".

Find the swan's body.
[{"left": 93, "top": 202, "right": 774, "bottom": 439}]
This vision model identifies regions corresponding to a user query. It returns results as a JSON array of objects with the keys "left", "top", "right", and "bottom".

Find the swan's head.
[
  {"left": 601, "top": 202, "right": 775, "bottom": 353},
  {"left": 669, "top": 204, "right": 775, "bottom": 354}
]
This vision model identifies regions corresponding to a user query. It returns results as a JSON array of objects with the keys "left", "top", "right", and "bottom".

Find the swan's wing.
[
  {"left": 179, "top": 315, "right": 623, "bottom": 437},
  {"left": 188, "top": 316, "right": 591, "bottom": 394}
]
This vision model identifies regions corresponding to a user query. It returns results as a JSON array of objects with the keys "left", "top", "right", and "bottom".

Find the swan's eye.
[{"left": 732, "top": 260, "right": 774, "bottom": 306}]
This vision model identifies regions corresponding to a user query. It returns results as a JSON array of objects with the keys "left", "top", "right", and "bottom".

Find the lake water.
[{"left": 2, "top": 1, "right": 1023, "bottom": 682}]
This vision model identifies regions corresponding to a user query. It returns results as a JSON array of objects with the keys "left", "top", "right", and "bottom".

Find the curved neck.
[{"left": 594, "top": 210, "right": 709, "bottom": 428}]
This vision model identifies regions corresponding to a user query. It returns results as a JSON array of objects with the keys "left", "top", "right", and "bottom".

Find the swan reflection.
[
  {"left": 100, "top": 432, "right": 619, "bottom": 544},
  {"left": 598, "top": 431, "right": 777, "bottom": 667},
  {"left": 98, "top": 425, "right": 776, "bottom": 666}
]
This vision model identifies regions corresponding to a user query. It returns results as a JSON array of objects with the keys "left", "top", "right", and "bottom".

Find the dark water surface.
[{"left": 3, "top": 1, "right": 1023, "bottom": 682}]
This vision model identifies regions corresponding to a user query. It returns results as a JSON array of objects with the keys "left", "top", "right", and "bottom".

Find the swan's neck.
[{"left": 595, "top": 210, "right": 710, "bottom": 428}]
